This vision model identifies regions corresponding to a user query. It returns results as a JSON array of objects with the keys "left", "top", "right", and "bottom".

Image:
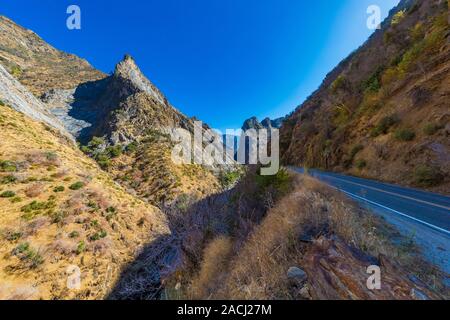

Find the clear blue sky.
[{"left": 1, "top": 0, "right": 399, "bottom": 131}]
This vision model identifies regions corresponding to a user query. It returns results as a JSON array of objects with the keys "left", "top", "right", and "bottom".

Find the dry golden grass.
[
  {"left": 188, "top": 236, "right": 233, "bottom": 299},
  {"left": 173, "top": 173, "right": 447, "bottom": 300}
]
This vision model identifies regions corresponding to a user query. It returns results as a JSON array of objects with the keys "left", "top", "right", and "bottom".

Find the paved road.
[{"left": 291, "top": 167, "right": 450, "bottom": 235}]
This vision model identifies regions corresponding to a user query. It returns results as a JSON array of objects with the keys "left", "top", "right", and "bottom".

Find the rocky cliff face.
[
  {"left": 0, "top": 64, "right": 70, "bottom": 138},
  {"left": 0, "top": 16, "right": 105, "bottom": 97},
  {"left": 280, "top": 0, "right": 449, "bottom": 193}
]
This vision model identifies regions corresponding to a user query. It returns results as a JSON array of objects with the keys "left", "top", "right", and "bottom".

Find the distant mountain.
[{"left": 241, "top": 116, "right": 285, "bottom": 131}]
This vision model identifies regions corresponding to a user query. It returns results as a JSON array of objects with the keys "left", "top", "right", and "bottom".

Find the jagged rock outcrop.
[
  {"left": 301, "top": 236, "right": 442, "bottom": 300},
  {"left": 0, "top": 64, "right": 71, "bottom": 139}
]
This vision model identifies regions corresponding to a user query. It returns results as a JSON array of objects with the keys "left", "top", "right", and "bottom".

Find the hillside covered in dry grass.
[
  {"left": 281, "top": 0, "right": 449, "bottom": 194},
  {"left": 161, "top": 169, "right": 448, "bottom": 300},
  {"left": 0, "top": 103, "right": 169, "bottom": 299}
]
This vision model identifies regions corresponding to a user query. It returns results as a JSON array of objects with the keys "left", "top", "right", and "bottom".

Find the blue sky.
[{"left": 1, "top": 0, "right": 399, "bottom": 131}]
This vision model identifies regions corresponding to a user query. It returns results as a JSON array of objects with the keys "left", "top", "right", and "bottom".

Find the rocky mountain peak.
[
  {"left": 242, "top": 116, "right": 285, "bottom": 131},
  {"left": 113, "top": 54, "right": 166, "bottom": 105}
]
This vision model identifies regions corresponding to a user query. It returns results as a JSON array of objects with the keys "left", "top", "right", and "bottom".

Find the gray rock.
[
  {"left": 0, "top": 64, "right": 73, "bottom": 141},
  {"left": 287, "top": 267, "right": 308, "bottom": 285}
]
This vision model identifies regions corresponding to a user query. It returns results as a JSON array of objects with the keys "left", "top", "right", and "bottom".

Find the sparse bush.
[
  {"left": 106, "top": 145, "right": 123, "bottom": 158},
  {"left": 125, "top": 142, "right": 138, "bottom": 154},
  {"left": 95, "top": 153, "right": 111, "bottom": 169},
  {"left": 89, "top": 230, "right": 107, "bottom": 242},
  {"left": 394, "top": 128, "right": 416, "bottom": 141},
  {"left": 12, "top": 242, "right": 44, "bottom": 269},
  {"left": 0, "top": 100, "right": 4, "bottom": 106},
  {"left": 1, "top": 190, "right": 16, "bottom": 198},
  {"left": 69, "top": 231, "right": 80, "bottom": 239},
  {"left": 0, "top": 160, "right": 17, "bottom": 172},
  {"left": 423, "top": 123, "right": 443, "bottom": 136},
  {"left": 350, "top": 144, "right": 364, "bottom": 159},
  {"left": 255, "top": 168, "right": 292, "bottom": 199},
  {"left": 69, "top": 181, "right": 84, "bottom": 190},
  {"left": 362, "top": 67, "right": 383, "bottom": 93},
  {"left": 10, "top": 65, "right": 22, "bottom": 77},
  {"left": 410, "top": 22, "right": 425, "bottom": 41},
  {"left": 220, "top": 171, "right": 241, "bottom": 188},
  {"left": 10, "top": 196, "right": 22, "bottom": 203},
  {"left": 355, "top": 159, "right": 367, "bottom": 170},
  {"left": 391, "top": 10, "right": 406, "bottom": 26},
  {"left": 1, "top": 175, "right": 17, "bottom": 184},
  {"left": 89, "top": 137, "right": 105, "bottom": 148},
  {"left": 330, "top": 75, "right": 347, "bottom": 94},
  {"left": 53, "top": 186, "right": 65, "bottom": 193},
  {"left": 76, "top": 241, "right": 86, "bottom": 255},
  {"left": 371, "top": 115, "right": 400, "bottom": 137},
  {"left": 50, "top": 211, "right": 67, "bottom": 225},
  {"left": 4, "top": 231, "right": 22, "bottom": 242},
  {"left": 414, "top": 165, "right": 443, "bottom": 187},
  {"left": 21, "top": 199, "right": 56, "bottom": 215}
]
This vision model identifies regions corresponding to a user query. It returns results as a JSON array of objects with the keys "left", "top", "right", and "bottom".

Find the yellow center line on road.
[{"left": 319, "top": 174, "right": 450, "bottom": 212}]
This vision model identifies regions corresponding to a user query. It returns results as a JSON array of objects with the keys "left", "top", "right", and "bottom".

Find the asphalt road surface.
[{"left": 291, "top": 167, "right": 450, "bottom": 235}]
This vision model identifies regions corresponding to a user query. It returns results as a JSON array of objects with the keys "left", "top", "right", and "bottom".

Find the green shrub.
[
  {"left": 21, "top": 200, "right": 56, "bottom": 213},
  {"left": 0, "top": 160, "right": 17, "bottom": 172},
  {"left": 69, "top": 181, "right": 84, "bottom": 190},
  {"left": 5, "top": 231, "right": 22, "bottom": 241},
  {"left": 220, "top": 171, "right": 241, "bottom": 188},
  {"left": 106, "top": 145, "right": 123, "bottom": 158},
  {"left": 394, "top": 128, "right": 416, "bottom": 141},
  {"left": 125, "top": 142, "right": 138, "bottom": 154},
  {"left": 76, "top": 241, "right": 86, "bottom": 255},
  {"left": 0, "top": 190, "right": 16, "bottom": 198},
  {"left": 371, "top": 115, "right": 400, "bottom": 137},
  {"left": 0, "top": 100, "right": 5, "bottom": 106},
  {"left": 12, "top": 242, "right": 44, "bottom": 269},
  {"left": 355, "top": 159, "right": 367, "bottom": 170},
  {"left": 362, "top": 67, "right": 384, "bottom": 93},
  {"left": 69, "top": 231, "right": 80, "bottom": 239},
  {"left": 95, "top": 153, "right": 111, "bottom": 169},
  {"left": 1, "top": 175, "right": 17, "bottom": 184},
  {"left": 423, "top": 123, "right": 443, "bottom": 136},
  {"left": 50, "top": 211, "right": 67, "bottom": 224},
  {"left": 391, "top": 10, "right": 406, "bottom": 26},
  {"left": 414, "top": 165, "right": 443, "bottom": 187},
  {"left": 330, "top": 75, "right": 347, "bottom": 94},
  {"left": 10, "top": 196, "right": 22, "bottom": 203},
  {"left": 89, "top": 137, "right": 105, "bottom": 148},
  {"left": 10, "top": 65, "right": 22, "bottom": 77},
  {"left": 255, "top": 168, "right": 292, "bottom": 199},
  {"left": 350, "top": 144, "right": 364, "bottom": 159},
  {"left": 89, "top": 230, "right": 107, "bottom": 241},
  {"left": 53, "top": 186, "right": 65, "bottom": 193}
]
